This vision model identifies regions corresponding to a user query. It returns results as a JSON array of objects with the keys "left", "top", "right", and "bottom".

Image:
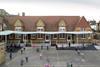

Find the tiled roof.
[
  {"left": 5, "top": 16, "right": 90, "bottom": 31},
  {"left": 75, "top": 16, "right": 91, "bottom": 28}
]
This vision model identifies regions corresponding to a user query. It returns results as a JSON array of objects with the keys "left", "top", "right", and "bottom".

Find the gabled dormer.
[
  {"left": 36, "top": 19, "right": 45, "bottom": 32},
  {"left": 58, "top": 19, "right": 66, "bottom": 32},
  {"left": 14, "top": 19, "right": 23, "bottom": 31},
  {"left": 58, "top": 19, "right": 66, "bottom": 39},
  {"left": 75, "top": 16, "right": 92, "bottom": 31}
]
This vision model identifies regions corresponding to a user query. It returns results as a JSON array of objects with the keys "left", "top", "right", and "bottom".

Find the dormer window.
[
  {"left": 36, "top": 19, "right": 45, "bottom": 39},
  {"left": 37, "top": 27, "right": 44, "bottom": 32},
  {"left": 58, "top": 19, "right": 66, "bottom": 32},
  {"left": 15, "top": 27, "right": 22, "bottom": 31},
  {"left": 14, "top": 19, "right": 23, "bottom": 39},
  {"left": 14, "top": 19, "right": 23, "bottom": 31},
  {"left": 36, "top": 19, "right": 45, "bottom": 32},
  {"left": 59, "top": 27, "right": 66, "bottom": 32}
]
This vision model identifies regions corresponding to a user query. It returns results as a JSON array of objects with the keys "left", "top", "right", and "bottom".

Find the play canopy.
[{"left": 0, "top": 30, "right": 93, "bottom": 35}]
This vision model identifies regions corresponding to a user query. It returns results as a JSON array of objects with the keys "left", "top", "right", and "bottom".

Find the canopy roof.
[
  {"left": 0, "top": 30, "right": 13, "bottom": 35},
  {"left": 0, "top": 30, "right": 93, "bottom": 35}
]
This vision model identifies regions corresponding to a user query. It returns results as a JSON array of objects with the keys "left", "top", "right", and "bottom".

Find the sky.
[{"left": 0, "top": 0, "right": 100, "bottom": 22}]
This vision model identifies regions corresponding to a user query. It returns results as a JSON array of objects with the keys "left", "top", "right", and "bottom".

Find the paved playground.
[{"left": 1, "top": 45, "right": 100, "bottom": 67}]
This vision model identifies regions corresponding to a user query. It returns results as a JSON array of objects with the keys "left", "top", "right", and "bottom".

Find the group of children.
[{"left": 20, "top": 47, "right": 29, "bottom": 66}]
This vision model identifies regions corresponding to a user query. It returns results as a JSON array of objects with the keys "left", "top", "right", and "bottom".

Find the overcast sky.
[{"left": 0, "top": 0, "right": 100, "bottom": 22}]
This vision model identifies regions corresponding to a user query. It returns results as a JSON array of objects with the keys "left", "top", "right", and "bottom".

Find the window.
[
  {"left": 37, "top": 34, "right": 43, "bottom": 38},
  {"left": 53, "top": 34, "right": 57, "bottom": 39},
  {"left": 78, "top": 34, "right": 86, "bottom": 38},
  {"left": 15, "top": 27, "right": 22, "bottom": 31},
  {"left": 15, "top": 34, "right": 22, "bottom": 39},
  {"left": 59, "top": 34, "right": 65, "bottom": 38},
  {"left": 9, "top": 34, "right": 13, "bottom": 39},
  {"left": 59, "top": 27, "right": 66, "bottom": 32},
  {"left": 80, "top": 28, "right": 85, "bottom": 31},
  {"left": 37, "top": 27, "right": 44, "bottom": 32},
  {"left": 31, "top": 34, "right": 36, "bottom": 39}
]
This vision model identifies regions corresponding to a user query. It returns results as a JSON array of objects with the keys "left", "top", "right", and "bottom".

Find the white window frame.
[
  {"left": 59, "top": 34, "right": 65, "bottom": 38},
  {"left": 53, "top": 34, "right": 57, "bottom": 39},
  {"left": 37, "top": 34, "right": 43, "bottom": 39},
  {"left": 15, "top": 26, "right": 22, "bottom": 31},
  {"left": 37, "top": 27, "right": 44, "bottom": 32},
  {"left": 31, "top": 34, "right": 36, "bottom": 39},
  {"left": 59, "top": 27, "right": 66, "bottom": 32},
  {"left": 15, "top": 34, "right": 22, "bottom": 39}
]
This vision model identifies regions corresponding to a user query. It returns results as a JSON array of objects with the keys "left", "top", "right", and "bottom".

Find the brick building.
[{"left": 0, "top": 15, "right": 92, "bottom": 46}]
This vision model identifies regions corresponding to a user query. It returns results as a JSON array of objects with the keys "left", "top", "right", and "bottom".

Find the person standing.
[
  {"left": 21, "top": 49, "right": 23, "bottom": 54},
  {"left": 46, "top": 58, "right": 50, "bottom": 63},
  {"left": 41, "top": 45, "right": 43, "bottom": 50},
  {"left": 9, "top": 53, "right": 12, "bottom": 60},
  {"left": 40, "top": 53, "right": 42, "bottom": 59},
  {"left": 25, "top": 56, "right": 28, "bottom": 62},
  {"left": 47, "top": 46, "right": 49, "bottom": 50},
  {"left": 20, "top": 59, "right": 24, "bottom": 66},
  {"left": 36, "top": 48, "right": 40, "bottom": 52},
  {"left": 70, "top": 63, "right": 73, "bottom": 67},
  {"left": 23, "top": 47, "right": 25, "bottom": 51},
  {"left": 69, "top": 42, "right": 71, "bottom": 47},
  {"left": 77, "top": 50, "right": 80, "bottom": 55}
]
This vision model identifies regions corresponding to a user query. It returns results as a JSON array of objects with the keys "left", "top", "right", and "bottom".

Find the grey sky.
[
  {"left": 0, "top": 0, "right": 100, "bottom": 21},
  {"left": 0, "top": 0, "right": 99, "bottom": 10},
  {"left": 0, "top": 0, "right": 99, "bottom": 5}
]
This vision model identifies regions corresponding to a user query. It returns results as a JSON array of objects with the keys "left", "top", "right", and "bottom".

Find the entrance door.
[
  {"left": 45, "top": 35, "right": 50, "bottom": 41},
  {"left": 67, "top": 35, "right": 72, "bottom": 43},
  {"left": 67, "top": 35, "right": 72, "bottom": 47},
  {"left": 23, "top": 35, "right": 27, "bottom": 44},
  {"left": 46, "top": 35, "right": 49, "bottom": 40},
  {"left": 45, "top": 34, "right": 51, "bottom": 46}
]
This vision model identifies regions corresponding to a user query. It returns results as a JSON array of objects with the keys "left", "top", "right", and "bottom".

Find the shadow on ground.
[{"left": 56, "top": 45, "right": 97, "bottom": 50}]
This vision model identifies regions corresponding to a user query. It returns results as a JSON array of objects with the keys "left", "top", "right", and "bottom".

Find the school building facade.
[{"left": 0, "top": 15, "right": 93, "bottom": 46}]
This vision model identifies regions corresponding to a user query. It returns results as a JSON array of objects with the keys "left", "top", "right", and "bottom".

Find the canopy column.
[
  {"left": 4, "top": 35, "right": 7, "bottom": 45},
  {"left": 76, "top": 34, "right": 79, "bottom": 44},
  {"left": 25, "top": 34, "right": 27, "bottom": 46},
  {"left": 82, "top": 34, "right": 85, "bottom": 47},
  {"left": 50, "top": 34, "right": 51, "bottom": 46}
]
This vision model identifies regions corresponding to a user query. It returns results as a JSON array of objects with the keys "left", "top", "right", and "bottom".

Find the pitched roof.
[
  {"left": 75, "top": 16, "right": 91, "bottom": 28},
  {"left": 5, "top": 16, "right": 90, "bottom": 31}
]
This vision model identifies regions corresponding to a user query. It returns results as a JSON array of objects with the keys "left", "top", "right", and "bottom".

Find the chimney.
[{"left": 22, "top": 12, "right": 25, "bottom": 16}]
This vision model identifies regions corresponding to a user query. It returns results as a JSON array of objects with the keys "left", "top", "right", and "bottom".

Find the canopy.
[
  {"left": 0, "top": 30, "right": 93, "bottom": 35},
  {"left": 0, "top": 30, "right": 13, "bottom": 35},
  {"left": 13, "top": 31, "right": 93, "bottom": 34}
]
